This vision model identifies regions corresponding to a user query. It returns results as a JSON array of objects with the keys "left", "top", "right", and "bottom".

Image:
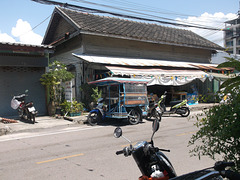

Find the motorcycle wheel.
[
  {"left": 27, "top": 113, "right": 35, "bottom": 124},
  {"left": 180, "top": 107, "right": 190, "bottom": 117},
  {"left": 87, "top": 112, "right": 99, "bottom": 126},
  {"left": 128, "top": 109, "right": 140, "bottom": 125},
  {"left": 30, "top": 114, "right": 36, "bottom": 124}
]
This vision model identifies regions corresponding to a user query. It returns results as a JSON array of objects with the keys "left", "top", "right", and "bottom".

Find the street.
[{"left": 0, "top": 111, "right": 218, "bottom": 180}]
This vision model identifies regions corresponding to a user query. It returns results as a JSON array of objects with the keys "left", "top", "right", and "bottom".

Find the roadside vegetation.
[{"left": 189, "top": 56, "right": 240, "bottom": 171}]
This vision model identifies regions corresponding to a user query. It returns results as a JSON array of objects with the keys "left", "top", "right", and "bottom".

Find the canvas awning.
[
  {"left": 105, "top": 66, "right": 208, "bottom": 86},
  {"left": 72, "top": 54, "right": 221, "bottom": 86}
]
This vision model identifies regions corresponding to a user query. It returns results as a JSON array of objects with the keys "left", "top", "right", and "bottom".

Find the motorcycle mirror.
[
  {"left": 25, "top": 89, "right": 29, "bottom": 93},
  {"left": 152, "top": 119, "right": 160, "bottom": 133},
  {"left": 114, "top": 127, "right": 122, "bottom": 138}
]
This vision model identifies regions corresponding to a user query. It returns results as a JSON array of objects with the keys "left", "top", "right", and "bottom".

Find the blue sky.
[{"left": 0, "top": 0, "right": 239, "bottom": 45}]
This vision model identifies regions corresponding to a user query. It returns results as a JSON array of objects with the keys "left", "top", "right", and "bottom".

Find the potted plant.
[
  {"left": 40, "top": 61, "right": 74, "bottom": 116},
  {"left": 60, "top": 100, "right": 84, "bottom": 117}
]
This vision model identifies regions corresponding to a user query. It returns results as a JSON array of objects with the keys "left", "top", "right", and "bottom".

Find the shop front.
[{"left": 73, "top": 54, "right": 233, "bottom": 105}]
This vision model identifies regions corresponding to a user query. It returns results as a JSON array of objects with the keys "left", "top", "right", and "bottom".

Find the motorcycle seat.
[{"left": 170, "top": 100, "right": 182, "bottom": 106}]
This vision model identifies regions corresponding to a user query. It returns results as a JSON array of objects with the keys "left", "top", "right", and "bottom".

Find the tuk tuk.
[{"left": 87, "top": 77, "right": 149, "bottom": 125}]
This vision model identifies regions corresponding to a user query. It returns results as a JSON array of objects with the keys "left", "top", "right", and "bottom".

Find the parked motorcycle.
[
  {"left": 114, "top": 119, "right": 177, "bottom": 179},
  {"left": 158, "top": 91, "right": 190, "bottom": 117},
  {"left": 87, "top": 98, "right": 107, "bottom": 126},
  {"left": 171, "top": 161, "right": 240, "bottom": 180},
  {"left": 114, "top": 120, "right": 240, "bottom": 180},
  {"left": 146, "top": 101, "right": 162, "bottom": 121},
  {"left": 11, "top": 90, "right": 37, "bottom": 124}
]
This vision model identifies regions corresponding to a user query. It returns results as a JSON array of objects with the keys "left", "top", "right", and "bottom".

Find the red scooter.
[{"left": 11, "top": 90, "right": 37, "bottom": 124}]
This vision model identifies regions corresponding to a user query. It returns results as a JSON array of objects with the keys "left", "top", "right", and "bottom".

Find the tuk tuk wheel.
[
  {"left": 128, "top": 109, "right": 140, "bottom": 125},
  {"left": 87, "top": 112, "right": 99, "bottom": 126}
]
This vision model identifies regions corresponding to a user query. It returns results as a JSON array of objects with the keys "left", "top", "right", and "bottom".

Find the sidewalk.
[{"left": 0, "top": 103, "right": 217, "bottom": 136}]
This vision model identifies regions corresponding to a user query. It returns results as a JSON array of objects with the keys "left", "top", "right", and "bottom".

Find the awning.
[
  {"left": 73, "top": 54, "right": 219, "bottom": 69},
  {"left": 208, "top": 72, "right": 236, "bottom": 81},
  {"left": 88, "top": 77, "right": 149, "bottom": 86},
  {"left": 72, "top": 54, "right": 230, "bottom": 86},
  {"left": 105, "top": 66, "right": 208, "bottom": 86}
]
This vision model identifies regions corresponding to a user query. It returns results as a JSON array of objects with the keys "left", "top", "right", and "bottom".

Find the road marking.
[
  {"left": 121, "top": 142, "right": 137, "bottom": 148},
  {"left": 0, "top": 126, "right": 103, "bottom": 142},
  {"left": 36, "top": 153, "right": 84, "bottom": 164},
  {"left": 176, "top": 131, "right": 196, "bottom": 136}
]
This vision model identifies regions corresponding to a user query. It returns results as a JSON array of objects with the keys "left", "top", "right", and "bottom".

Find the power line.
[
  {"left": 70, "top": 0, "right": 223, "bottom": 31},
  {"left": 31, "top": 0, "right": 224, "bottom": 31},
  {"left": 15, "top": 15, "right": 51, "bottom": 38}
]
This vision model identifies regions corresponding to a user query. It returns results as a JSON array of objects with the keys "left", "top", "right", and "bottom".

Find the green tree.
[
  {"left": 217, "top": 57, "right": 240, "bottom": 93},
  {"left": 40, "top": 61, "right": 74, "bottom": 106},
  {"left": 189, "top": 57, "right": 240, "bottom": 171}
]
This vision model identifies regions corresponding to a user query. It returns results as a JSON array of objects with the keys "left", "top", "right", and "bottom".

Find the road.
[{"left": 0, "top": 111, "right": 218, "bottom": 180}]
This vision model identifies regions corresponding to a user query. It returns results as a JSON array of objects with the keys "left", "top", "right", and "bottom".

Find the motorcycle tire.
[
  {"left": 27, "top": 112, "right": 35, "bottom": 124},
  {"left": 87, "top": 112, "right": 99, "bottom": 126},
  {"left": 128, "top": 109, "right": 140, "bottom": 125},
  {"left": 30, "top": 113, "right": 36, "bottom": 124},
  {"left": 180, "top": 107, "right": 190, "bottom": 117}
]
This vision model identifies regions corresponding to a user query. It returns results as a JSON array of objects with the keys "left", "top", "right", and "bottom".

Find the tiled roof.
[
  {"left": 0, "top": 42, "right": 54, "bottom": 55},
  {"left": 0, "top": 41, "right": 53, "bottom": 49},
  {"left": 57, "top": 7, "right": 223, "bottom": 50}
]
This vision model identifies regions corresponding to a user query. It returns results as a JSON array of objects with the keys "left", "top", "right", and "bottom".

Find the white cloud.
[
  {"left": 176, "top": 12, "right": 238, "bottom": 47},
  {"left": 11, "top": 19, "right": 43, "bottom": 45},
  {"left": 0, "top": 19, "right": 43, "bottom": 45},
  {"left": 0, "top": 31, "right": 16, "bottom": 43}
]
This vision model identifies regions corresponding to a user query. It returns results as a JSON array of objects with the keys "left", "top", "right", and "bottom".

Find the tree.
[
  {"left": 217, "top": 57, "right": 240, "bottom": 93},
  {"left": 189, "top": 57, "right": 240, "bottom": 171},
  {"left": 40, "top": 61, "right": 74, "bottom": 107}
]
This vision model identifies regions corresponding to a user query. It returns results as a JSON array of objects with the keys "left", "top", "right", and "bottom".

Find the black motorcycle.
[
  {"left": 171, "top": 161, "right": 240, "bottom": 180},
  {"left": 114, "top": 120, "right": 240, "bottom": 180},
  {"left": 146, "top": 101, "right": 162, "bottom": 121},
  {"left": 11, "top": 90, "right": 38, "bottom": 124},
  {"left": 114, "top": 119, "right": 177, "bottom": 179}
]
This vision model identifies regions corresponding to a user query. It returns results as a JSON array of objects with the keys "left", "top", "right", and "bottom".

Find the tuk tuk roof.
[{"left": 88, "top": 77, "right": 149, "bottom": 86}]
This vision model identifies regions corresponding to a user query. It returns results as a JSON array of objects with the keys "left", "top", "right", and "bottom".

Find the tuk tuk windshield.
[
  {"left": 124, "top": 83, "right": 148, "bottom": 106},
  {"left": 125, "top": 83, "right": 146, "bottom": 93}
]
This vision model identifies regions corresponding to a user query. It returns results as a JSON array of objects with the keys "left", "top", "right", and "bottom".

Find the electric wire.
[
  {"left": 15, "top": 15, "right": 51, "bottom": 38},
  {"left": 31, "top": 0, "right": 224, "bottom": 31},
  {"left": 70, "top": 0, "right": 224, "bottom": 30}
]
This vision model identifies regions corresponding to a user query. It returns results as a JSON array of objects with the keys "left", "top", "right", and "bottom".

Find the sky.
[{"left": 0, "top": 0, "right": 239, "bottom": 46}]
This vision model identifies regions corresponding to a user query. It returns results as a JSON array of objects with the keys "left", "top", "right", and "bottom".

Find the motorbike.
[
  {"left": 158, "top": 91, "right": 190, "bottom": 117},
  {"left": 114, "top": 119, "right": 177, "bottom": 180},
  {"left": 146, "top": 100, "right": 162, "bottom": 121},
  {"left": 87, "top": 98, "right": 107, "bottom": 126},
  {"left": 171, "top": 161, "right": 240, "bottom": 180},
  {"left": 114, "top": 120, "right": 240, "bottom": 180},
  {"left": 11, "top": 90, "right": 38, "bottom": 124}
]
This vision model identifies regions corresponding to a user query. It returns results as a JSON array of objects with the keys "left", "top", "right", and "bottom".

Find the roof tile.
[{"left": 58, "top": 7, "right": 223, "bottom": 50}]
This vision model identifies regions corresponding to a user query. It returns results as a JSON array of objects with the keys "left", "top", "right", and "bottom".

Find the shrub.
[{"left": 189, "top": 87, "right": 240, "bottom": 171}]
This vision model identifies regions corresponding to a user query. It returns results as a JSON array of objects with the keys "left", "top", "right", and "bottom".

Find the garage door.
[{"left": 0, "top": 66, "right": 47, "bottom": 117}]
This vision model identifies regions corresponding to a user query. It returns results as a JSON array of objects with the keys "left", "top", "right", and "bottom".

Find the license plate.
[
  {"left": 156, "top": 107, "right": 160, "bottom": 111},
  {"left": 28, "top": 107, "right": 36, "bottom": 112}
]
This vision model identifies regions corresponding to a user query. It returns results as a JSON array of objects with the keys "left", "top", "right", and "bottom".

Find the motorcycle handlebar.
[
  {"left": 158, "top": 148, "right": 170, "bottom": 152},
  {"left": 116, "top": 150, "right": 124, "bottom": 155}
]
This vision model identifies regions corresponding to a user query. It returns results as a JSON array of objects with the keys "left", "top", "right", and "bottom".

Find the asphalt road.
[{"left": 0, "top": 111, "right": 219, "bottom": 180}]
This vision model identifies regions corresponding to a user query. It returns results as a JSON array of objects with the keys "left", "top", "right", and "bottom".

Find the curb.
[{"left": 0, "top": 104, "right": 217, "bottom": 136}]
